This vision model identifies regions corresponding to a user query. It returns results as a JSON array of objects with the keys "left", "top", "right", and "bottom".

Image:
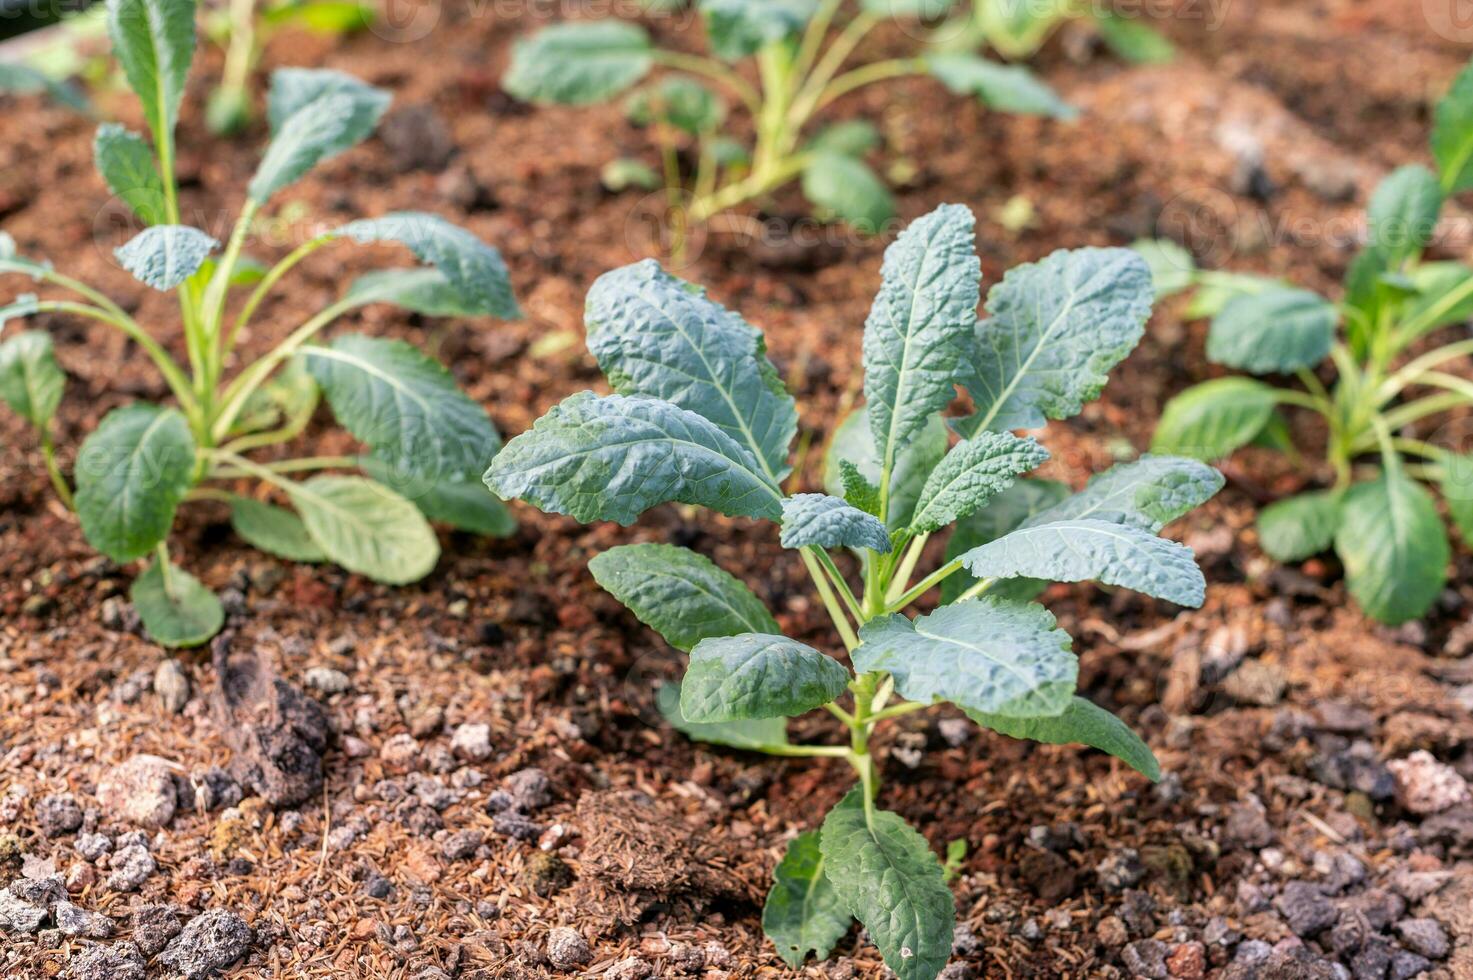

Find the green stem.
[
  {"left": 29, "top": 301, "right": 197, "bottom": 415},
  {"left": 812, "top": 547, "right": 864, "bottom": 622},
  {"left": 224, "top": 236, "right": 334, "bottom": 357},
  {"left": 788, "top": 12, "right": 879, "bottom": 133},
  {"left": 884, "top": 532, "right": 930, "bottom": 604},
  {"left": 1379, "top": 338, "right": 1473, "bottom": 400},
  {"left": 888, "top": 557, "right": 963, "bottom": 611},
  {"left": 1380, "top": 391, "right": 1469, "bottom": 431},
  {"left": 40, "top": 432, "right": 74, "bottom": 510},
  {"left": 800, "top": 548, "right": 860, "bottom": 651},
  {"left": 814, "top": 57, "right": 926, "bottom": 113},
  {"left": 208, "top": 454, "right": 358, "bottom": 481},
  {"left": 1394, "top": 272, "right": 1473, "bottom": 345},
  {"left": 865, "top": 700, "right": 928, "bottom": 726},
  {"left": 954, "top": 576, "right": 995, "bottom": 604},
  {"left": 761, "top": 743, "right": 853, "bottom": 759},
  {"left": 650, "top": 49, "right": 762, "bottom": 116}
]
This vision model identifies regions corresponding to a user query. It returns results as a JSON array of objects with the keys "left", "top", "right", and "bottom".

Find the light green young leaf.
[
  {"left": 601, "top": 158, "right": 661, "bottom": 192},
  {"left": 249, "top": 74, "right": 391, "bottom": 203},
  {"left": 585, "top": 260, "right": 796, "bottom": 480},
  {"left": 762, "top": 831, "right": 852, "bottom": 969},
  {"left": 335, "top": 212, "right": 520, "bottom": 319},
  {"left": 589, "top": 542, "right": 778, "bottom": 651},
  {"left": 289, "top": 475, "right": 440, "bottom": 584},
  {"left": 625, "top": 76, "right": 726, "bottom": 134},
  {"left": 1256, "top": 489, "right": 1341, "bottom": 563},
  {"left": 301, "top": 335, "right": 499, "bottom": 483},
  {"left": 1205, "top": 287, "right": 1336, "bottom": 375},
  {"left": 485, "top": 391, "right": 784, "bottom": 525},
  {"left": 114, "top": 225, "right": 219, "bottom": 290},
  {"left": 0, "top": 331, "right": 65, "bottom": 428},
  {"left": 94, "top": 124, "right": 167, "bottom": 225},
  {"left": 1441, "top": 452, "right": 1473, "bottom": 546},
  {"left": 957, "top": 247, "right": 1152, "bottom": 434},
  {"left": 1343, "top": 165, "right": 1443, "bottom": 343},
  {"left": 781, "top": 493, "right": 892, "bottom": 552},
  {"left": 1403, "top": 262, "right": 1473, "bottom": 339},
  {"left": 681, "top": 633, "right": 850, "bottom": 722},
  {"left": 1335, "top": 471, "right": 1448, "bottom": 625},
  {"left": 801, "top": 153, "right": 895, "bottom": 233},
  {"left": 107, "top": 0, "right": 195, "bottom": 138},
  {"left": 1184, "top": 271, "right": 1281, "bottom": 319},
  {"left": 909, "top": 432, "right": 1048, "bottom": 534},
  {"left": 958, "top": 518, "right": 1207, "bottom": 606},
  {"left": 265, "top": 66, "right": 390, "bottom": 133},
  {"left": 819, "top": 789, "right": 955, "bottom": 980},
  {"left": 806, "top": 120, "right": 881, "bottom": 157},
  {"left": 941, "top": 478, "right": 1068, "bottom": 603},
  {"left": 0, "top": 62, "right": 90, "bottom": 111},
  {"left": 925, "top": 54, "right": 1076, "bottom": 119},
  {"left": 855, "top": 598, "right": 1077, "bottom": 717},
  {"left": 1432, "top": 60, "right": 1473, "bottom": 193},
  {"left": 1094, "top": 11, "right": 1174, "bottom": 64},
  {"left": 967, "top": 696, "right": 1160, "bottom": 780},
  {"left": 1026, "top": 454, "right": 1224, "bottom": 532},
  {"left": 863, "top": 203, "right": 980, "bottom": 492},
  {"left": 503, "top": 20, "right": 653, "bottom": 104},
  {"left": 1151, "top": 377, "right": 1278, "bottom": 460},
  {"left": 1130, "top": 238, "right": 1195, "bottom": 298},
  {"left": 974, "top": 0, "right": 1067, "bottom": 56},
  {"left": 345, "top": 268, "right": 482, "bottom": 318},
  {"left": 657, "top": 680, "right": 790, "bottom": 751},
  {"left": 837, "top": 460, "right": 883, "bottom": 518},
  {"left": 76, "top": 404, "right": 196, "bottom": 563},
  {"left": 698, "top": 0, "right": 818, "bottom": 59},
  {"left": 824, "top": 407, "right": 948, "bottom": 530},
  {"left": 130, "top": 557, "right": 223, "bottom": 648},
  {"left": 229, "top": 495, "right": 327, "bottom": 562}
]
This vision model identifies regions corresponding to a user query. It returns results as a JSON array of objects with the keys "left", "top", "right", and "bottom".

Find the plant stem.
[
  {"left": 1394, "top": 273, "right": 1473, "bottom": 345},
  {"left": 812, "top": 547, "right": 864, "bottom": 622},
  {"left": 800, "top": 548, "right": 860, "bottom": 651},
  {"left": 953, "top": 576, "right": 995, "bottom": 604},
  {"left": 814, "top": 57, "right": 926, "bottom": 112},
  {"left": 888, "top": 557, "right": 963, "bottom": 611},
  {"left": 40, "top": 431, "right": 74, "bottom": 510},
  {"left": 650, "top": 49, "right": 762, "bottom": 116},
  {"left": 865, "top": 700, "right": 928, "bottom": 726},
  {"left": 884, "top": 532, "right": 930, "bottom": 604},
  {"left": 208, "top": 454, "right": 358, "bottom": 481},
  {"left": 1380, "top": 338, "right": 1473, "bottom": 400},
  {"left": 225, "top": 236, "right": 334, "bottom": 356},
  {"left": 29, "top": 301, "right": 197, "bottom": 415}
]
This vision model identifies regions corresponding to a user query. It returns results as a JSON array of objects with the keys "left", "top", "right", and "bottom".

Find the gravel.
[
  {"left": 1393, "top": 918, "right": 1449, "bottom": 959},
  {"left": 97, "top": 754, "right": 179, "bottom": 829},
  {"left": 154, "top": 659, "right": 191, "bottom": 713},
  {"left": 158, "top": 908, "right": 253, "bottom": 979},
  {"left": 0, "top": 886, "right": 47, "bottom": 933},
  {"left": 1387, "top": 752, "right": 1471, "bottom": 814},
  {"left": 66, "top": 942, "right": 146, "bottom": 980},
  {"left": 450, "top": 722, "right": 493, "bottom": 761},
  {"left": 105, "top": 844, "right": 157, "bottom": 892},
  {"left": 35, "top": 793, "right": 83, "bottom": 837},
  {"left": 131, "top": 903, "right": 183, "bottom": 957},
  {"left": 303, "top": 666, "right": 351, "bottom": 695},
  {"left": 1276, "top": 880, "right": 1338, "bottom": 936},
  {"left": 53, "top": 900, "right": 114, "bottom": 938}
]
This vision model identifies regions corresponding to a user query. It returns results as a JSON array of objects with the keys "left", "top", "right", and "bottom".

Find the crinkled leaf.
[
  {"left": 1130, "top": 238, "right": 1195, "bottom": 298},
  {"left": 229, "top": 356, "right": 318, "bottom": 437},
  {"left": 76, "top": 404, "right": 195, "bottom": 563},
  {"left": 780, "top": 493, "right": 892, "bottom": 553},
  {"left": 854, "top": 598, "right": 1077, "bottom": 717},
  {"left": 345, "top": 268, "right": 482, "bottom": 318},
  {"left": 819, "top": 789, "right": 954, "bottom": 980},
  {"left": 130, "top": 558, "right": 223, "bottom": 648},
  {"left": 335, "top": 212, "right": 520, "bottom": 319},
  {"left": 698, "top": 0, "right": 818, "bottom": 59},
  {"left": 1150, "top": 377, "right": 1278, "bottom": 460},
  {"left": 681, "top": 633, "right": 850, "bottom": 722},
  {"left": 941, "top": 478, "right": 1068, "bottom": 604},
  {"left": 1256, "top": 489, "right": 1340, "bottom": 563},
  {"left": 585, "top": 260, "right": 796, "bottom": 481},
  {"left": 94, "top": 124, "right": 166, "bottom": 225},
  {"left": 763, "top": 831, "right": 852, "bottom": 969},
  {"left": 1205, "top": 287, "right": 1336, "bottom": 374},
  {"left": 1334, "top": 471, "right": 1447, "bottom": 625},
  {"left": 957, "top": 247, "right": 1152, "bottom": 434},
  {"left": 114, "top": 225, "right": 218, "bottom": 290},
  {"left": 838, "top": 460, "right": 882, "bottom": 518},
  {"left": 967, "top": 696, "right": 1159, "bottom": 780},
  {"left": 0, "top": 331, "right": 65, "bottom": 428},
  {"left": 926, "top": 53, "right": 1075, "bottom": 119},
  {"left": 362, "top": 456, "right": 517, "bottom": 537},
  {"left": 802, "top": 153, "right": 895, "bottom": 233},
  {"left": 1433, "top": 60, "right": 1473, "bottom": 193},
  {"left": 806, "top": 120, "right": 881, "bottom": 157},
  {"left": 107, "top": 0, "right": 195, "bottom": 136},
  {"left": 503, "top": 20, "right": 653, "bottom": 104},
  {"left": 825, "top": 407, "right": 948, "bottom": 531},
  {"left": 1027, "top": 454, "right": 1224, "bottom": 532},
  {"left": 656, "top": 680, "right": 790, "bottom": 751},
  {"left": 909, "top": 432, "right": 1048, "bottom": 534},
  {"left": 625, "top": 76, "right": 725, "bottom": 134},
  {"left": 589, "top": 542, "right": 778, "bottom": 652},
  {"left": 485, "top": 391, "right": 783, "bottom": 525},
  {"left": 229, "top": 495, "right": 326, "bottom": 562},
  {"left": 1094, "top": 11, "right": 1174, "bottom": 64},
  {"left": 249, "top": 71, "right": 391, "bottom": 202},
  {"left": 288, "top": 475, "right": 440, "bottom": 584},
  {"left": 0, "top": 62, "right": 89, "bottom": 111}
]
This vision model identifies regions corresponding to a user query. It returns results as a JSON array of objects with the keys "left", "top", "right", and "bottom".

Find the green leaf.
[
  {"left": 1403, "top": 262, "right": 1473, "bottom": 339},
  {"left": 1343, "top": 165, "right": 1443, "bottom": 346},
  {"left": 941, "top": 478, "right": 1068, "bottom": 604},
  {"left": 288, "top": 475, "right": 440, "bottom": 584},
  {"left": 1440, "top": 452, "right": 1473, "bottom": 545},
  {"left": 864, "top": 203, "right": 980, "bottom": 493},
  {"left": 909, "top": 432, "right": 1048, "bottom": 534},
  {"left": 0, "top": 62, "right": 90, "bottom": 111},
  {"left": 0, "top": 331, "right": 65, "bottom": 428},
  {"left": 362, "top": 457, "right": 518, "bottom": 537},
  {"left": 1256, "top": 489, "right": 1341, "bottom": 563},
  {"left": 264, "top": 66, "right": 388, "bottom": 134},
  {"left": 335, "top": 212, "right": 520, "bottom": 319},
  {"left": 802, "top": 153, "right": 895, "bottom": 233},
  {"left": 1205, "top": 287, "right": 1336, "bottom": 374},
  {"left": 860, "top": 0, "right": 956, "bottom": 15},
  {"left": 601, "top": 158, "right": 661, "bottom": 192},
  {"left": 957, "top": 518, "right": 1207, "bottom": 606},
  {"left": 838, "top": 460, "right": 883, "bottom": 518},
  {"left": 1184, "top": 271, "right": 1281, "bottom": 319},
  {"left": 698, "top": 0, "right": 818, "bottom": 59},
  {"left": 1433, "top": 60, "right": 1473, "bottom": 193},
  {"left": 585, "top": 260, "right": 796, "bottom": 481},
  {"left": 485, "top": 391, "right": 784, "bottom": 525},
  {"left": 130, "top": 557, "right": 223, "bottom": 648},
  {"left": 249, "top": 70, "right": 391, "bottom": 203},
  {"left": 229, "top": 495, "right": 326, "bottom": 562},
  {"left": 974, "top": 0, "right": 1066, "bottom": 56},
  {"left": 589, "top": 542, "right": 778, "bottom": 651},
  {"left": 824, "top": 407, "right": 948, "bottom": 530},
  {"left": 75, "top": 404, "right": 196, "bottom": 563},
  {"left": 107, "top": 0, "right": 196, "bottom": 138},
  {"left": 780, "top": 493, "right": 892, "bottom": 553},
  {"left": 855, "top": 598, "right": 1077, "bottom": 717},
  {"left": 625, "top": 76, "right": 725, "bottom": 134},
  {"left": 301, "top": 335, "right": 499, "bottom": 483},
  {"left": 260, "top": 0, "right": 374, "bottom": 33},
  {"left": 94, "top": 124, "right": 167, "bottom": 225},
  {"left": 763, "top": 831, "right": 852, "bottom": 968},
  {"left": 1151, "top": 377, "right": 1278, "bottom": 460},
  {"left": 344, "top": 268, "right": 482, "bottom": 318},
  {"left": 1334, "top": 471, "right": 1448, "bottom": 625},
  {"left": 957, "top": 247, "right": 1152, "bottom": 434},
  {"left": 229, "top": 356, "right": 318, "bottom": 436},
  {"left": 1130, "top": 239, "right": 1195, "bottom": 298},
  {"left": 114, "top": 225, "right": 218, "bottom": 290},
  {"left": 967, "top": 696, "right": 1160, "bottom": 780},
  {"left": 806, "top": 120, "right": 881, "bottom": 157},
  {"left": 656, "top": 680, "right": 790, "bottom": 751},
  {"left": 681, "top": 633, "right": 850, "bottom": 722},
  {"left": 1027, "top": 454, "right": 1224, "bottom": 532},
  {"left": 925, "top": 53, "right": 1076, "bottom": 119},
  {"left": 503, "top": 21, "right": 654, "bottom": 104},
  {"left": 819, "top": 789, "right": 954, "bottom": 980},
  {"left": 1094, "top": 11, "right": 1174, "bottom": 64}
]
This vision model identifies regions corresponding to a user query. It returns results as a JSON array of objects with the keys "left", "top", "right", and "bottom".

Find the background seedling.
[
  {"left": 0, "top": 0, "right": 521, "bottom": 648},
  {"left": 486, "top": 204, "right": 1220, "bottom": 977},
  {"left": 937, "top": 0, "right": 1175, "bottom": 65}
]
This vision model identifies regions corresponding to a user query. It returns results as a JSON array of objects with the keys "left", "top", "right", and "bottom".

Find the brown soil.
[{"left": 2, "top": 2, "right": 1472, "bottom": 978}]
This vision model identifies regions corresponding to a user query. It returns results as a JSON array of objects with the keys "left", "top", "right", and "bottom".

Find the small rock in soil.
[
  {"left": 1221, "top": 660, "right": 1287, "bottom": 706},
  {"left": 65, "top": 861, "right": 96, "bottom": 893},
  {"left": 1166, "top": 941, "right": 1207, "bottom": 979},
  {"left": 1097, "top": 915, "right": 1128, "bottom": 946},
  {"left": 408, "top": 705, "right": 444, "bottom": 738},
  {"left": 132, "top": 903, "right": 182, "bottom": 956},
  {"left": 502, "top": 768, "right": 551, "bottom": 811},
  {"left": 303, "top": 666, "right": 350, "bottom": 695},
  {"left": 1388, "top": 950, "right": 1432, "bottom": 979},
  {"left": 97, "top": 754, "right": 178, "bottom": 828},
  {"left": 363, "top": 874, "right": 394, "bottom": 900},
  {"left": 937, "top": 717, "right": 971, "bottom": 747},
  {"left": 11, "top": 874, "right": 66, "bottom": 908},
  {"left": 1350, "top": 941, "right": 1393, "bottom": 980},
  {"left": 379, "top": 104, "right": 456, "bottom": 173},
  {"left": 1018, "top": 847, "right": 1077, "bottom": 903},
  {"left": 75, "top": 832, "right": 112, "bottom": 862},
  {"left": 381, "top": 733, "right": 421, "bottom": 770},
  {"left": 1119, "top": 888, "right": 1158, "bottom": 936},
  {"left": 159, "top": 908, "right": 253, "bottom": 979},
  {"left": 0, "top": 886, "right": 47, "bottom": 933},
  {"left": 1223, "top": 797, "right": 1275, "bottom": 850},
  {"left": 545, "top": 925, "right": 591, "bottom": 971},
  {"left": 1388, "top": 751, "right": 1471, "bottom": 814},
  {"left": 54, "top": 900, "right": 114, "bottom": 937},
  {"left": 1277, "top": 880, "right": 1337, "bottom": 936},
  {"left": 192, "top": 766, "right": 243, "bottom": 812},
  {"left": 605, "top": 957, "right": 653, "bottom": 980},
  {"left": 106, "top": 843, "right": 156, "bottom": 892},
  {"left": 441, "top": 829, "right": 483, "bottom": 861},
  {"left": 67, "top": 942, "right": 147, "bottom": 980},
  {"left": 1387, "top": 869, "right": 1450, "bottom": 903},
  {"left": 1394, "top": 918, "right": 1448, "bottom": 959},
  {"left": 36, "top": 792, "right": 83, "bottom": 837},
  {"left": 154, "top": 659, "right": 191, "bottom": 713},
  {"left": 450, "top": 722, "right": 493, "bottom": 761},
  {"left": 1122, "top": 938, "right": 1170, "bottom": 979},
  {"left": 1096, "top": 848, "right": 1145, "bottom": 892},
  {"left": 1259, "top": 945, "right": 1341, "bottom": 979}
]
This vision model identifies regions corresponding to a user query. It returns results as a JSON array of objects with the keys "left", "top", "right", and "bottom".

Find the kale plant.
[
  {"left": 485, "top": 204, "right": 1220, "bottom": 977},
  {"left": 1147, "top": 60, "right": 1473, "bottom": 625},
  {"left": 937, "top": 0, "right": 1175, "bottom": 65},
  {"left": 0, "top": 0, "right": 520, "bottom": 647},
  {"left": 502, "top": 2, "right": 1075, "bottom": 257}
]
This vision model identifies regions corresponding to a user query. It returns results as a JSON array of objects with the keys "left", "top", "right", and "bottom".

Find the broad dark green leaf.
[
  {"left": 0, "top": 62, "right": 89, "bottom": 111},
  {"left": 335, "top": 212, "right": 520, "bottom": 319},
  {"left": 909, "top": 432, "right": 1048, "bottom": 534},
  {"left": 94, "top": 124, "right": 166, "bottom": 225},
  {"left": 1256, "top": 489, "right": 1341, "bottom": 563},
  {"left": 362, "top": 456, "right": 517, "bottom": 538},
  {"left": 624, "top": 76, "right": 725, "bottom": 134},
  {"left": 1433, "top": 60, "right": 1473, "bottom": 193},
  {"left": 484, "top": 391, "right": 784, "bottom": 525},
  {"left": 806, "top": 120, "right": 881, "bottom": 157},
  {"left": 819, "top": 789, "right": 954, "bottom": 980},
  {"left": 0, "top": 331, "right": 65, "bottom": 428},
  {"left": 1151, "top": 377, "right": 1278, "bottom": 460},
  {"left": 855, "top": 598, "right": 1077, "bottom": 717},
  {"left": 1094, "top": 11, "right": 1174, "bottom": 64},
  {"left": 925, "top": 53, "right": 1075, "bottom": 119},
  {"left": 837, "top": 460, "right": 883, "bottom": 518},
  {"left": 229, "top": 496, "right": 326, "bottom": 562},
  {"left": 824, "top": 407, "right": 948, "bottom": 531},
  {"left": 249, "top": 71, "right": 391, "bottom": 203},
  {"left": 1343, "top": 165, "right": 1443, "bottom": 346},
  {"left": 589, "top": 542, "right": 778, "bottom": 651},
  {"left": 1441, "top": 452, "right": 1473, "bottom": 546},
  {"left": 802, "top": 153, "right": 895, "bottom": 233},
  {"left": 681, "top": 633, "right": 850, "bottom": 722},
  {"left": 585, "top": 260, "right": 796, "bottom": 481},
  {"left": 288, "top": 475, "right": 440, "bottom": 584},
  {"left": 130, "top": 557, "right": 223, "bottom": 648},
  {"left": 967, "top": 696, "right": 1160, "bottom": 780},
  {"left": 941, "top": 478, "right": 1068, "bottom": 604},
  {"left": 107, "top": 0, "right": 195, "bottom": 137},
  {"left": 1205, "top": 287, "right": 1336, "bottom": 374},
  {"left": 780, "top": 493, "right": 892, "bottom": 553},
  {"left": 1334, "top": 471, "right": 1448, "bottom": 625},
  {"left": 698, "top": 0, "right": 818, "bottom": 59},
  {"left": 75, "top": 404, "right": 195, "bottom": 563},
  {"left": 503, "top": 21, "right": 653, "bottom": 104},
  {"left": 656, "top": 680, "right": 790, "bottom": 751},
  {"left": 1027, "top": 454, "right": 1224, "bottom": 532},
  {"left": 114, "top": 225, "right": 218, "bottom": 290},
  {"left": 763, "top": 831, "right": 852, "bottom": 969},
  {"left": 345, "top": 268, "right": 481, "bottom": 318},
  {"left": 957, "top": 247, "right": 1152, "bottom": 434}
]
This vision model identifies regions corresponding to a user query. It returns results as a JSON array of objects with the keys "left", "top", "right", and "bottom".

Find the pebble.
[
  {"left": 1389, "top": 950, "right": 1432, "bottom": 979},
  {"left": 362, "top": 873, "right": 394, "bottom": 900},
  {"left": 546, "top": 926, "right": 591, "bottom": 971},
  {"left": 1166, "top": 941, "right": 1206, "bottom": 979},
  {"left": 937, "top": 717, "right": 971, "bottom": 747},
  {"left": 1276, "top": 880, "right": 1337, "bottom": 936},
  {"left": 1097, "top": 915, "right": 1128, "bottom": 946},
  {"left": 450, "top": 723, "right": 493, "bottom": 761},
  {"left": 1394, "top": 918, "right": 1448, "bottom": 959},
  {"left": 65, "top": 861, "right": 96, "bottom": 893},
  {"left": 54, "top": 900, "right": 114, "bottom": 938},
  {"left": 192, "top": 767, "right": 243, "bottom": 812},
  {"left": 66, "top": 942, "right": 146, "bottom": 980},
  {"left": 441, "top": 829, "right": 483, "bottom": 861},
  {"left": 97, "top": 754, "right": 178, "bottom": 828},
  {"left": 606, "top": 957, "right": 653, "bottom": 980},
  {"left": 158, "top": 908, "right": 253, "bottom": 979},
  {"left": 131, "top": 904, "right": 182, "bottom": 957},
  {"left": 1387, "top": 751, "right": 1471, "bottom": 814},
  {"left": 154, "top": 659, "right": 191, "bottom": 713},
  {"left": 0, "top": 886, "right": 47, "bottom": 933},
  {"left": 1122, "top": 938, "right": 1170, "bottom": 979},
  {"left": 303, "top": 667, "right": 351, "bottom": 695},
  {"left": 1222, "top": 660, "right": 1287, "bottom": 706},
  {"left": 1096, "top": 848, "right": 1145, "bottom": 892},
  {"left": 503, "top": 768, "right": 552, "bottom": 811},
  {"left": 380, "top": 734, "right": 421, "bottom": 770},
  {"left": 105, "top": 844, "right": 156, "bottom": 892},
  {"left": 36, "top": 793, "right": 83, "bottom": 837},
  {"left": 1223, "top": 798, "right": 1275, "bottom": 850},
  {"left": 75, "top": 832, "right": 112, "bottom": 862}
]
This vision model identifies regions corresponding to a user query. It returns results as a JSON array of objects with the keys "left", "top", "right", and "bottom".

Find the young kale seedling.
[
  {"left": 0, "top": 0, "right": 520, "bottom": 648},
  {"left": 485, "top": 204, "right": 1220, "bottom": 977},
  {"left": 1146, "top": 60, "right": 1473, "bottom": 625},
  {"left": 502, "top": 2, "right": 1075, "bottom": 258},
  {"left": 938, "top": 0, "right": 1175, "bottom": 66}
]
